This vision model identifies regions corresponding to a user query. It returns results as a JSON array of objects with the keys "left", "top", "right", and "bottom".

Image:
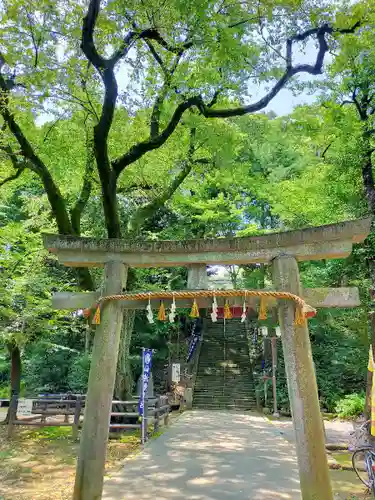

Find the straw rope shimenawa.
[{"left": 87, "top": 289, "right": 316, "bottom": 326}]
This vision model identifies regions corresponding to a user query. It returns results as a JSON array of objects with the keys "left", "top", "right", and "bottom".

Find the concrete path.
[
  {"left": 269, "top": 416, "right": 354, "bottom": 446},
  {"left": 103, "top": 411, "right": 301, "bottom": 500}
]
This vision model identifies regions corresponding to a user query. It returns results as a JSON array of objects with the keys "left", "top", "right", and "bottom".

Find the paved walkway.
[
  {"left": 270, "top": 417, "right": 354, "bottom": 446},
  {"left": 103, "top": 411, "right": 301, "bottom": 500}
]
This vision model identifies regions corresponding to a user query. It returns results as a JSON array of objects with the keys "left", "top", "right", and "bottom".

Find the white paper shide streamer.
[
  {"left": 169, "top": 295, "right": 177, "bottom": 323},
  {"left": 241, "top": 300, "right": 247, "bottom": 323},
  {"left": 211, "top": 295, "right": 218, "bottom": 322},
  {"left": 146, "top": 294, "right": 154, "bottom": 324}
]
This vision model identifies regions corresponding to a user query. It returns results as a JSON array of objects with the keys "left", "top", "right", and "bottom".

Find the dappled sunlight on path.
[{"left": 103, "top": 411, "right": 301, "bottom": 499}]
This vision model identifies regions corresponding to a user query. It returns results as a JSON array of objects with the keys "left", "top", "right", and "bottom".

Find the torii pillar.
[
  {"left": 73, "top": 260, "right": 127, "bottom": 500},
  {"left": 273, "top": 256, "right": 331, "bottom": 499}
]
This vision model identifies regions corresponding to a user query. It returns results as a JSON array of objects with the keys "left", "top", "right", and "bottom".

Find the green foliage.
[
  {"left": 25, "top": 426, "right": 73, "bottom": 441},
  {"left": 335, "top": 393, "right": 366, "bottom": 418},
  {"left": 67, "top": 354, "right": 91, "bottom": 393},
  {"left": 24, "top": 343, "right": 76, "bottom": 394},
  {"left": 0, "top": 385, "right": 9, "bottom": 398}
]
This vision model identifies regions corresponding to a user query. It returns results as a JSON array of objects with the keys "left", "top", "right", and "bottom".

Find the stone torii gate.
[{"left": 43, "top": 217, "right": 371, "bottom": 500}]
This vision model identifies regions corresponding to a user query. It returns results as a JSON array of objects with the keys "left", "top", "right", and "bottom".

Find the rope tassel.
[
  {"left": 294, "top": 306, "right": 305, "bottom": 326},
  {"left": 224, "top": 301, "right": 232, "bottom": 319},
  {"left": 157, "top": 301, "right": 166, "bottom": 321},
  {"left": 190, "top": 299, "right": 200, "bottom": 318},
  {"left": 294, "top": 304, "right": 316, "bottom": 325},
  {"left": 92, "top": 304, "right": 101, "bottom": 325},
  {"left": 258, "top": 297, "right": 267, "bottom": 321}
]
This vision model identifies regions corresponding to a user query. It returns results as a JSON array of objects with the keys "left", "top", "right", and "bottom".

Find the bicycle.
[{"left": 351, "top": 420, "right": 375, "bottom": 497}]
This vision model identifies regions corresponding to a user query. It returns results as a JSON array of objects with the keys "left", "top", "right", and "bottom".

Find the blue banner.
[
  {"left": 138, "top": 349, "right": 153, "bottom": 416},
  {"left": 187, "top": 320, "right": 202, "bottom": 362},
  {"left": 187, "top": 335, "right": 200, "bottom": 362}
]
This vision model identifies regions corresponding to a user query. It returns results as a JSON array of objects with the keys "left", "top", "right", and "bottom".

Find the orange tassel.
[
  {"left": 92, "top": 305, "right": 101, "bottom": 324},
  {"left": 190, "top": 299, "right": 200, "bottom": 318},
  {"left": 258, "top": 297, "right": 267, "bottom": 321},
  {"left": 294, "top": 306, "right": 305, "bottom": 326},
  {"left": 157, "top": 301, "right": 166, "bottom": 321},
  {"left": 223, "top": 301, "right": 232, "bottom": 319}
]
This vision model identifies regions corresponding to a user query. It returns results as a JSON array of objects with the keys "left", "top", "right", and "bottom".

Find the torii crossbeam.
[{"left": 43, "top": 217, "right": 371, "bottom": 500}]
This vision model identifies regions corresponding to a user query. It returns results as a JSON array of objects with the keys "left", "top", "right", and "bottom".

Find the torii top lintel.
[{"left": 42, "top": 217, "right": 372, "bottom": 268}]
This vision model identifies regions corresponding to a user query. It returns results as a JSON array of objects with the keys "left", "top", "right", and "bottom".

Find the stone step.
[
  {"left": 193, "top": 319, "right": 254, "bottom": 410},
  {"left": 194, "top": 384, "right": 254, "bottom": 388},
  {"left": 193, "top": 393, "right": 256, "bottom": 399},
  {"left": 194, "top": 389, "right": 255, "bottom": 395},
  {"left": 195, "top": 378, "right": 253, "bottom": 382},
  {"left": 193, "top": 395, "right": 257, "bottom": 401},
  {"left": 193, "top": 388, "right": 255, "bottom": 394},
  {"left": 194, "top": 394, "right": 255, "bottom": 399},
  {"left": 196, "top": 369, "right": 252, "bottom": 373},
  {"left": 192, "top": 402, "right": 257, "bottom": 410},
  {"left": 194, "top": 384, "right": 254, "bottom": 389},
  {"left": 197, "top": 365, "right": 251, "bottom": 369},
  {"left": 194, "top": 386, "right": 255, "bottom": 391},
  {"left": 193, "top": 402, "right": 257, "bottom": 408},
  {"left": 192, "top": 404, "right": 257, "bottom": 409},
  {"left": 194, "top": 388, "right": 255, "bottom": 393},
  {"left": 195, "top": 386, "right": 255, "bottom": 391},
  {"left": 194, "top": 390, "right": 255, "bottom": 394},
  {"left": 195, "top": 376, "right": 253, "bottom": 379}
]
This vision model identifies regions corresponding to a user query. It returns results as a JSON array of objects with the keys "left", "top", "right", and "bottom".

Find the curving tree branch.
[
  {"left": 112, "top": 96, "right": 202, "bottom": 175},
  {"left": 150, "top": 51, "right": 183, "bottom": 138},
  {"left": 70, "top": 127, "right": 95, "bottom": 235},
  {"left": 0, "top": 166, "right": 26, "bottom": 187},
  {"left": 205, "top": 22, "right": 360, "bottom": 118},
  {"left": 127, "top": 127, "right": 200, "bottom": 233},
  {"left": 111, "top": 22, "right": 360, "bottom": 176}
]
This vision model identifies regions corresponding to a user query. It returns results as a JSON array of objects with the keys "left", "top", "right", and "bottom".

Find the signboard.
[
  {"left": 17, "top": 398, "right": 33, "bottom": 416},
  {"left": 171, "top": 363, "right": 181, "bottom": 383}
]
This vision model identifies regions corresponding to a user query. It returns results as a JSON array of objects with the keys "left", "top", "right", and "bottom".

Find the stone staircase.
[{"left": 193, "top": 318, "right": 257, "bottom": 410}]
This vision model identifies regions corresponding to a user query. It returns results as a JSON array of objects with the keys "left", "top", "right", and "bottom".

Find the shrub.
[
  {"left": 335, "top": 392, "right": 365, "bottom": 418},
  {"left": 0, "top": 384, "right": 8, "bottom": 398},
  {"left": 67, "top": 353, "right": 91, "bottom": 393}
]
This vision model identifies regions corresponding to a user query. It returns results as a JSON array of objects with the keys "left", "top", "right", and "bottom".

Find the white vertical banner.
[{"left": 171, "top": 363, "right": 181, "bottom": 383}]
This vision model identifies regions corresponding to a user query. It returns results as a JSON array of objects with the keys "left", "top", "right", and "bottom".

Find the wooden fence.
[{"left": 7, "top": 395, "right": 170, "bottom": 441}]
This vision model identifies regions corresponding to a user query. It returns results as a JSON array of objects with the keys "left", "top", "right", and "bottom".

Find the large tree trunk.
[
  {"left": 114, "top": 310, "right": 136, "bottom": 400},
  {"left": 361, "top": 127, "right": 375, "bottom": 419},
  {"left": 2, "top": 344, "right": 21, "bottom": 424}
]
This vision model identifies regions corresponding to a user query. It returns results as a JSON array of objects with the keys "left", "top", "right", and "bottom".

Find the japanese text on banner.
[{"left": 138, "top": 349, "right": 153, "bottom": 416}]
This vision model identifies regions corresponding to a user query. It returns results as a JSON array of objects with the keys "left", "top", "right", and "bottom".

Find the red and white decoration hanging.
[
  {"left": 169, "top": 295, "right": 177, "bottom": 323},
  {"left": 211, "top": 295, "right": 218, "bottom": 322},
  {"left": 146, "top": 293, "right": 154, "bottom": 324},
  {"left": 241, "top": 292, "right": 247, "bottom": 323}
]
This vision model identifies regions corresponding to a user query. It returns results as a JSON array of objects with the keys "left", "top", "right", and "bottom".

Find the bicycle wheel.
[
  {"left": 352, "top": 448, "right": 371, "bottom": 487},
  {"left": 366, "top": 453, "right": 375, "bottom": 497}
]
